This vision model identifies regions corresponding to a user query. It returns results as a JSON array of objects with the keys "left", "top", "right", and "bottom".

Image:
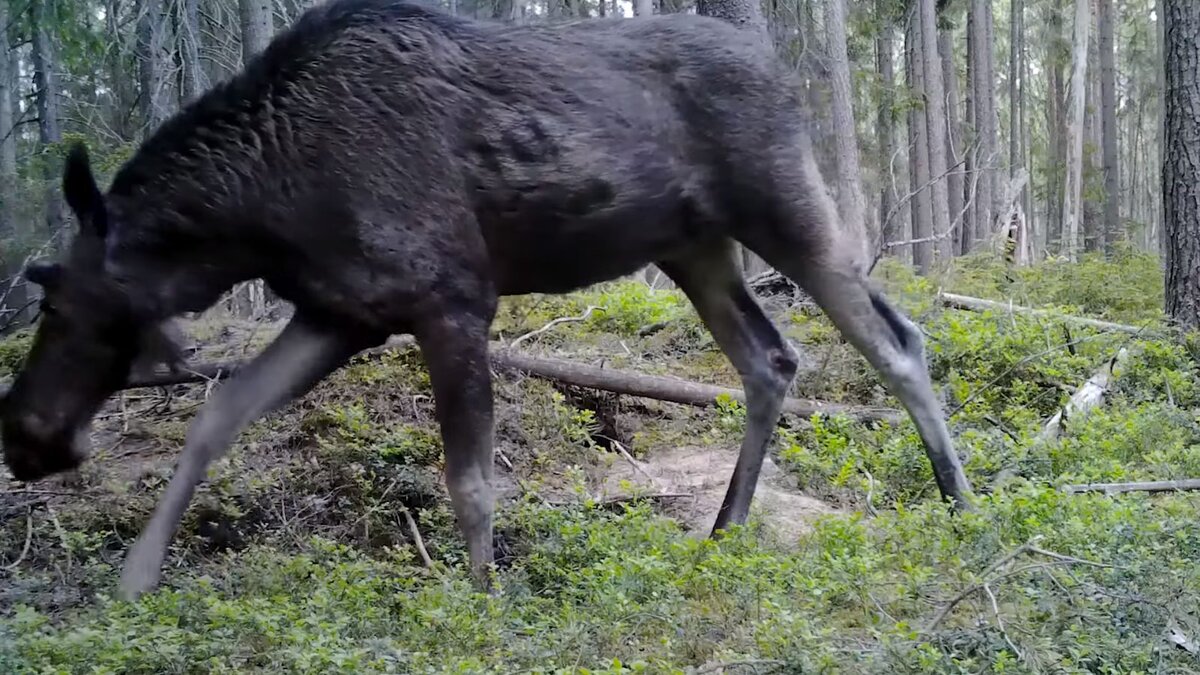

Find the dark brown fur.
[{"left": 1, "top": 0, "right": 973, "bottom": 598}]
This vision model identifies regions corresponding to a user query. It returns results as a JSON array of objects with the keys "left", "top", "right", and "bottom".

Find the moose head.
[{"left": 1, "top": 144, "right": 187, "bottom": 482}]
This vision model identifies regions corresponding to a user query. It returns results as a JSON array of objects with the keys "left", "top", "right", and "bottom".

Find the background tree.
[{"left": 1163, "top": 0, "right": 1200, "bottom": 328}]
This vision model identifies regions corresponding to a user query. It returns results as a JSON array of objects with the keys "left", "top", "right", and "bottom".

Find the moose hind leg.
[
  {"left": 660, "top": 241, "right": 799, "bottom": 534},
  {"left": 414, "top": 309, "right": 496, "bottom": 587},
  {"left": 746, "top": 225, "right": 974, "bottom": 509}
]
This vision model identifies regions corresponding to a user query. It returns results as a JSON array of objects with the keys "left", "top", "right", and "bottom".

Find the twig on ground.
[
  {"left": 399, "top": 505, "right": 433, "bottom": 568},
  {"left": 1061, "top": 479, "right": 1200, "bottom": 494},
  {"left": 509, "top": 306, "right": 601, "bottom": 350},
  {"left": 495, "top": 449, "right": 514, "bottom": 471},
  {"left": 925, "top": 535, "right": 1111, "bottom": 632},
  {"left": 984, "top": 582, "right": 1023, "bottom": 659},
  {"left": 2, "top": 509, "right": 34, "bottom": 572},
  {"left": 694, "top": 659, "right": 785, "bottom": 674},
  {"left": 598, "top": 434, "right": 663, "bottom": 489}
]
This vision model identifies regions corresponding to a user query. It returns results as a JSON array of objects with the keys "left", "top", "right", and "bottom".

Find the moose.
[{"left": 0, "top": 0, "right": 973, "bottom": 599}]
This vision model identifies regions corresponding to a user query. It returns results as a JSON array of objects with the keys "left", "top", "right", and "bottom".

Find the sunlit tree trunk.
[
  {"left": 1061, "top": 0, "right": 1090, "bottom": 260},
  {"left": 825, "top": 0, "right": 869, "bottom": 258}
]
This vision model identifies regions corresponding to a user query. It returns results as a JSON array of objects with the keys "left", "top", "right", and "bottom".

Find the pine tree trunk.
[
  {"left": 1046, "top": 0, "right": 1067, "bottom": 251},
  {"left": 825, "top": 0, "right": 869, "bottom": 258},
  {"left": 137, "top": 0, "right": 173, "bottom": 132},
  {"left": 634, "top": 0, "right": 653, "bottom": 16},
  {"left": 908, "top": 7, "right": 934, "bottom": 273},
  {"left": 180, "top": 0, "right": 209, "bottom": 103},
  {"left": 1157, "top": 0, "right": 1167, "bottom": 257},
  {"left": 939, "top": 29, "right": 965, "bottom": 254},
  {"left": 967, "top": 0, "right": 997, "bottom": 247},
  {"left": 1061, "top": 0, "right": 1090, "bottom": 260},
  {"left": 1098, "top": 0, "right": 1118, "bottom": 254},
  {"left": 1019, "top": 0, "right": 1033, "bottom": 252},
  {"left": 0, "top": 0, "right": 16, "bottom": 240},
  {"left": 877, "top": 6, "right": 898, "bottom": 250},
  {"left": 1083, "top": 4, "right": 1102, "bottom": 253},
  {"left": 1163, "top": 0, "right": 1200, "bottom": 328},
  {"left": 239, "top": 0, "right": 274, "bottom": 62},
  {"left": 31, "top": 0, "right": 65, "bottom": 251},
  {"left": 918, "top": 0, "right": 948, "bottom": 265}
]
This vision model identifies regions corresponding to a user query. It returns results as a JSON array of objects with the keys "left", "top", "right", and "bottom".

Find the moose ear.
[
  {"left": 62, "top": 143, "right": 108, "bottom": 239},
  {"left": 23, "top": 262, "right": 63, "bottom": 290}
]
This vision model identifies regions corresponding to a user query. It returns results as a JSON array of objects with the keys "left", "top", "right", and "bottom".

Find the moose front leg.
[
  {"left": 414, "top": 309, "right": 496, "bottom": 588},
  {"left": 119, "top": 317, "right": 377, "bottom": 600}
]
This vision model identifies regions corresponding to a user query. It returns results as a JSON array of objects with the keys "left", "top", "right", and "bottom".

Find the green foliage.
[
  {"left": 0, "top": 327, "right": 34, "bottom": 377},
  {"left": 5, "top": 252, "right": 1200, "bottom": 672}
]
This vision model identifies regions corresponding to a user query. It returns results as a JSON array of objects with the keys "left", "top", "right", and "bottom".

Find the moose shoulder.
[{"left": 0, "top": 0, "right": 973, "bottom": 599}]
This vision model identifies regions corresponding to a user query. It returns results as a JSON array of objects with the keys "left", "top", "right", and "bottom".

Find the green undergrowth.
[{"left": 4, "top": 252, "right": 1200, "bottom": 672}]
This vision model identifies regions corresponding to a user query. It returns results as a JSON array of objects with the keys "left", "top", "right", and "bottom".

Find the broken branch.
[
  {"left": 1038, "top": 347, "right": 1130, "bottom": 443},
  {"left": 1061, "top": 479, "right": 1200, "bottom": 495},
  {"left": 938, "top": 292, "right": 1159, "bottom": 336},
  {"left": 0, "top": 337, "right": 904, "bottom": 424}
]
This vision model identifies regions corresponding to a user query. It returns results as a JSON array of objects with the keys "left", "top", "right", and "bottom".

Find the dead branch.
[
  {"left": 398, "top": 505, "right": 433, "bottom": 567},
  {"left": 508, "top": 305, "right": 601, "bottom": 349},
  {"left": 1061, "top": 479, "right": 1200, "bottom": 495},
  {"left": 0, "top": 336, "right": 903, "bottom": 424},
  {"left": 1038, "top": 347, "right": 1130, "bottom": 442},
  {"left": 2, "top": 509, "right": 33, "bottom": 572},
  {"left": 938, "top": 292, "right": 1159, "bottom": 336}
]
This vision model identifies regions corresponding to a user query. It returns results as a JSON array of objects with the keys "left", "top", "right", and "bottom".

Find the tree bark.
[
  {"left": 967, "top": 0, "right": 997, "bottom": 248},
  {"left": 136, "top": 0, "right": 173, "bottom": 132},
  {"left": 1098, "top": 0, "right": 1119, "bottom": 254},
  {"left": 0, "top": 0, "right": 16, "bottom": 240},
  {"left": 1163, "top": 0, "right": 1200, "bottom": 329},
  {"left": 907, "top": 6, "right": 934, "bottom": 272},
  {"left": 633, "top": 0, "right": 653, "bottom": 17},
  {"left": 30, "top": 0, "right": 66, "bottom": 250},
  {"left": 877, "top": 5, "right": 899, "bottom": 250},
  {"left": 1046, "top": 0, "right": 1067, "bottom": 252},
  {"left": 1083, "top": 4, "right": 1102, "bottom": 253},
  {"left": 919, "top": 0, "right": 950, "bottom": 263},
  {"left": 939, "top": 29, "right": 965, "bottom": 255},
  {"left": 825, "top": 0, "right": 869, "bottom": 258},
  {"left": 180, "top": 0, "right": 209, "bottom": 103},
  {"left": 239, "top": 0, "right": 274, "bottom": 62},
  {"left": 1061, "top": 0, "right": 1090, "bottom": 260}
]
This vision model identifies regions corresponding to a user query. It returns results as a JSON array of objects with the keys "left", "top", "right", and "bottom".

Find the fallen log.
[
  {"left": 1038, "top": 347, "right": 1130, "bottom": 443},
  {"left": 0, "top": 336, "right": 904, "bottom": 423},
  {"left": 937, "top": 292, "right": 1158, "bottom": 336},
  {"left": 1061, "top": 479, "right": 1200, "bottom": 495}
]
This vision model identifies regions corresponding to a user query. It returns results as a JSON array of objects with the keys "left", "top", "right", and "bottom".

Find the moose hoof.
[{"left": 118, "top": 551, "right": 163, "bottom": 601}]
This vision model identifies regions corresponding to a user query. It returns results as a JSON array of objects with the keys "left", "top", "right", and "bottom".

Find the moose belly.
[{"left": 478, "top": 177, "right": 721, "bottom": 296}]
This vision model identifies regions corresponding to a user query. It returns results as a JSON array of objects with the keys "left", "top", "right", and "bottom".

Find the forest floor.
[{"left": 3, "top": 249, "right": 1200, "bottom": 673}]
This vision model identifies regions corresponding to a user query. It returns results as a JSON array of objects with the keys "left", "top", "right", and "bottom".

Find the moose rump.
[{"left": 0, "top": 0, "right": 973, "bottom": 600}]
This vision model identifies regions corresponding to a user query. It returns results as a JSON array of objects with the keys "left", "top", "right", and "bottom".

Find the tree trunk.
[
  {"left": 0, "top": 0, "right": 26, "bottom": 330},
  {"left": 0, "top": 0, "right": 16, "bottom": 240},
  {"left": 696, "top": 0, "right": 768, "bottom": 36},
  {"left": 967, "top": 0, "right": 997, "bottom": 247},
  {"left": 1083, "top": 4, "right": 1102, "bottom": 253},
  {"left": 825, "top": 0, "right": 869, "bottom": 258},
  {"left": 939, "top": 28, "right": 965, "bottom": 254},
  {"left": 907, "top": 7, "right": 934, "bottom": 273},
  {"left": 918, "top": 0, "right": 949, "bottom": 263},
  {"left": 239, "top": 0, "right": 274, "bottom": 62},
  {"left": 1098, "top": 0, "right": 1118, "bottom": 254},
  {"left": 1157, "top": 0, "right": 1167, "bottom": 258},
  {"left": 1046, "top": 0, "right": 1067, "bottom": 252},
  {"left": 137, "top": 0, "right": 173, "bottom": 132},
  {"left": 877, "top": 4, "right": 898, "bottom": 249},
  {"left": 1061, "top": 0, "right": 1090, "bottom": 260},
  {"left": 1163, "top": 0, "right": 1200, "bottom": 329},
  {"left": 180, "top": 0, "right": 209, "bottom": 103},
  {"left": 1019, "top": 0, "right": 1033, "bottom": 253},
  {"left": 633, "top": 0, "right": 653, "bottom": 16},
  {"left": 30, "top": 0, "right": 66, "bottom": 250}
]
